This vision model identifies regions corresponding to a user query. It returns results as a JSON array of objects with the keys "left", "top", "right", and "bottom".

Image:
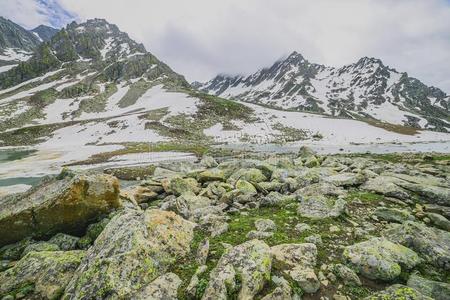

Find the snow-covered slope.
[
  {"left": 197, "top": 52, "right": 450, "bottom": 132},
  {"left": 0, "top": 19, "right": 449, "bottom": 174}
]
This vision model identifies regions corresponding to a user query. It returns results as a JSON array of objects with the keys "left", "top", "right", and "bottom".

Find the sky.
[{"left": 1, "top": 0, "right": 450, "bottom": 92}]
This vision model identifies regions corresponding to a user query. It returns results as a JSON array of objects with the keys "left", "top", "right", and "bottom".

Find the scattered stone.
[
  {"left": 196, "top": 238, "right": 209, "bottom": 265},
  {"left": 329, "top": 225, "right": 341, "bottom": 233},
  {"left": 255, "top": 219, "right": 277, "bottom": 232},
  {"left": 261, "top": 276, "right": 293, "bottom": 300},
  {"left": 295, "top": 223, "right": 311, "bottom": 233},
  {"left": 332, "top": 264, "right": 361, "bottom": 286},
  {"left": 343, "top": 237, "right": 420, "bottom": 281},
  {"left": 305, "top": 234, "right": 323, "bottom": 246}
]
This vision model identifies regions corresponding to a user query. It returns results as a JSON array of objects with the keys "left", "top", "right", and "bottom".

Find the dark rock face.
[{"left": 0, "top": 173, "right": 121, "bottom": 246}]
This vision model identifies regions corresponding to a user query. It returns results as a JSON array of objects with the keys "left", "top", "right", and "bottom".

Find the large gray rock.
[
  {"left": 407, "top": 274, "right": 450, "bottom": 300},
  {"left": 343, "top": 237, "right": 421, "bottom": 281},
  {"left": 0, "top": 250, "right": 85, "bottom": 299},
  {"left": 384, "top": 221, "right": 450, "bottom": 270},
  {"left": 297, "top": 195, "right": 346, "bottom": 219},
  {"left": 270, "top": 243, "right": 319, "bottom": 293},
  {"left": 0, "top": 173, "right": 121, "bottom": 246},
  {"left": 361, "top": 176, "right": 410, "bottom": 200},
  {"left": 133, "top": 273, "right": 181, "bottom": 300},
  {"left": 63, "top": 209, "right": 195, "bottom": 299},
  {"left": 373, "top": 207, "right": 412, "bottom": 223},
  {"left": 202, "top": 239, "right": 272, "bottom": 300},
  {"left": 324, "top": 172, "right": 366, "bottom": 187}
]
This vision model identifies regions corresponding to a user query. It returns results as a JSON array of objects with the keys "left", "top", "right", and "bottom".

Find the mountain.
[
  {"left": 197, "top": 52, "right": 450, "bottom": 132},
  {"left": 31, "top": 24, "right": 59, "bottom": 42},
  {"left": 0, "top": 17, "right": 40, "bottom": 70},
  {"left": 0, "top": 19, "right": 448, "bottom": 173}
]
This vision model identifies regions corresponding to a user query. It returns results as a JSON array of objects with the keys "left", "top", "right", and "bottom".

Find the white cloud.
[{"left": 2, "top": 0, "right": 450, "bottom": 92}]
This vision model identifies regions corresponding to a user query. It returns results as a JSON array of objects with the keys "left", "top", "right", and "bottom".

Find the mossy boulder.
[
  {"left": 297, "top": 195, "right": 346, "bottom": 219},
  {"left": 0, "top": 250, "right": 85, "bottom": 299},
  {"left": 374, "top": 207, "right": 412, "bottom": 223},
  {"left": 343, "top": 238, "right": 420, "bottom": 281},
  {"left": 407, "top": 274, "right": 450, "bottom": 300},
  {"left": 63, "top": 209, "right": 195, "bottom": 299},
  {"left": 227, "top": 168, "right": 267, "bottom": 185},
  {"left": 384, "top": 221, "right": 450, "bottom": 270},
  {"left": 0, "top": 173, "right": 121, "bottom": 247},
  {"left": 235, "top": 179, "right": 257, "bottom": 194},
  {"left": 202, "top": 239, "right": 272, "bottom": 299},
  {"left": 198, "top": 168, "right": 226, "bottom": 182}
]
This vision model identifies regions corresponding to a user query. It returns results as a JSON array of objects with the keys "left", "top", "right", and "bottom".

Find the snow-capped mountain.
[
  {"left": 0, "top": 17, "right": 40, "bottom": 71},
  {"left": 197, "top": 52, "right": 450, "bottom": 132},
  {"left": 0, "top": 18, "right": 449, "bottom": 174},
  {"left": 31, "top": 25, "right": 59, "bottom": 42}
]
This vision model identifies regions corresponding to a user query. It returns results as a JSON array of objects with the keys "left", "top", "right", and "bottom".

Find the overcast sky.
[{"left": 2, "top": 0, "right": 450, "bottom": 92}]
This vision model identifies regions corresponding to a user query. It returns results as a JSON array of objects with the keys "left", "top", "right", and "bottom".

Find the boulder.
[
  {"left": 270, "top": 243, "right": 319, "bottom": 293},
  {"left": 133, "top": 273, "right": 181, "bottom": 300},
  {"left": 361, "top": 176, "right": 410, "bottom": 200},
  {"left": 63, "top": 209, "right": 195, "bottom": 299},
  {"left": 200, "top": 156, "right": 218, "bottom": 168},
  {"left": 227, "top": 168, "right": 267, "bottom": 185},
  {"left": 260, "top": 191, "right": 295, "bottom": 207},
  {"left": 297, "top": 196, "right": 346, "bottom": 219},
  {"left": 373, "top": 207, "right": 412, "bottom": 223},
  {"left": 0, "top": 173, "right": 120, "bottom": 246},
  {"left": 198, "top": 168, "right": 226, "bottom": 182},
  {"left": 260, "top": 276, "right": 293, "bottom": 300},
  {"left": 426, "top": 212, "right": 450, "bottom": 231},
  {"left": 49, "top": 233, "right": 80, "bottom": 251},
  {"left": 383, "top": 221, "right": 450, "bottom": 270},
  {"left": 407, "top": 274, "right": 450, "bottom": 300},
  {"left": 21, "top": 241, "right": 60, "bottom": 257},
  {"left": 332, "top": 264, "right": 361, "bottom": 286},
  {"left": 324, "top": 173, "right": 366, "bottom": 187},
  {"left": 202, "top": 239, "right": 272, "bottom": 300},
  {"left": 0, "top": 250, "right": 85, "bottom": 299},
  {"left": 343, "top": 237, "right": 420, "bottom": 281}
]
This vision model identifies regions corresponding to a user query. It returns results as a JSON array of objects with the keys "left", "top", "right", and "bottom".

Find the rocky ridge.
[
  {"left": 197, "top": 52, "right": 450, "bottom": 132},
  {"left": 0, "top": 149, "right": 449, "bottom": 299}
]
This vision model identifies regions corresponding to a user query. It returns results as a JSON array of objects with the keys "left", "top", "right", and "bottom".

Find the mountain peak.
[{"left": 284, "top": 51, "right": 306, "bottom": 64}]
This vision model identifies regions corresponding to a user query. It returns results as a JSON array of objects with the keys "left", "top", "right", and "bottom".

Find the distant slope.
[
  {"left": 0, "top": 17, "right": 40, "bottom": 69},
  {"left": 31, "top": 25, "right": 59, "bottom": 42},
  {"left": 0, "top": 19, "right": 448, "bottom": 172},
  {"left": 197, "top": 52, "right": 450, "bottom": 132}
]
